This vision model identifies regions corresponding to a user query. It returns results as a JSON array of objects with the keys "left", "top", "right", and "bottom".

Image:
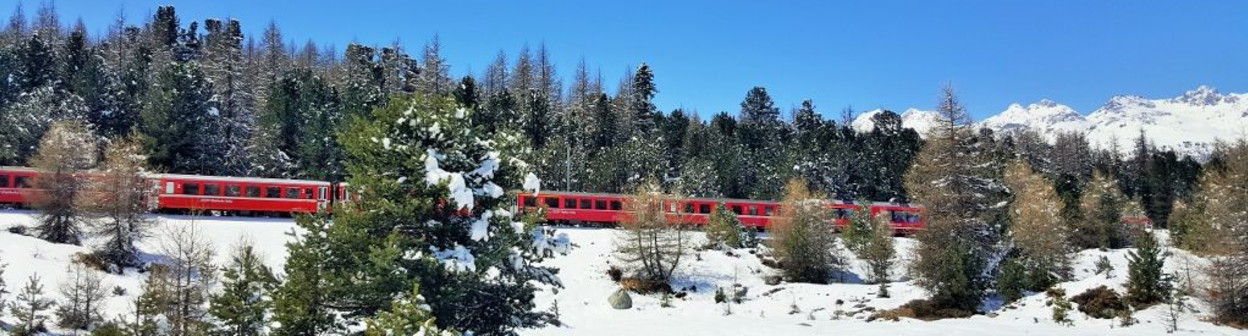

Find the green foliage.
[
  {"left": 209, "top": 243, "right": 279, "bottom": 336},
  {"left": 769, "top": 180, "right": 843, "bottom": 284},
  {"left": 138, "top": 61, "right": 221, "bottom": 174},
  {"left": 705, "top": 203, "right": 746, "bottom": 249},
  {"left": 1126, "top": 232, "right": 1170, "bottom": 307},
  {"left": 8, "top": 274, "right": 54, "bottom": 335},
  {"left": 842, "top": 202, "right": 873, "bottom": 254},
  {"left": 996, "top": 258, "right": 1027, "bottom": 303},
  {"left": 271, "top": 215, "right": 337, "bottom": 336},
  {"left": 365, "top": 284, "right": 459, "bottom": 336},
  {"left": 90, "top": 323, "right": 127, "bottom": 336},
  {"left": 860, "top": 212, "right": 896, "bottom": 286},
  {"left": 1046, "top": 287, "right": 1073, "bottom": 326}
]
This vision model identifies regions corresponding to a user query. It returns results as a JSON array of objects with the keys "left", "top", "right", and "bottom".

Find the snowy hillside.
[
  {"left": 856, "top": 86, "right": 1248, "bottom": 158},
  {"left": 1, "top": 210, "right": 1241, "bottom": 336}
]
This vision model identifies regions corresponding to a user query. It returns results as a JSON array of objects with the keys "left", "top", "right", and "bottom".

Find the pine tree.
[
  {"left": 210, "top": 241, "right": 279, "bottom": 336},
  {"left": 83, "top": 136, "right": 154, "bottom": 270},
  {"left": 842, "top": 201, "right": 874, "bottom": 254},
  {"left": 138, "top": 61, "right": 221, "bottom": 174},
  {"left": 271, "top": 216, "right": 337, "bottom": 336},
  {"left": 628, "top": 63, "right": 658, "bottom": 136},
  {"left": 31, "top": 121, "right": 97, "bottom": 245},
  {"left": 202, "top": 18, "right": 256, "bottom": 175},
  {"left": 280, "top": 93, "right": 569, "bottom": 335},
  {"left": 861, "top": 211, "right": 896, "bottom": 288},
  {"left": 705, "top": 203, "right": 746, "bottom": 249},
  {"left": 0, "top": 86, "right": 88, "bottom": 166},
  {"left": 904, "top": 85, "right": 1007, "bottom": 311},
  {"left": 55, "top": 264, "right": 108, "bottom": 330},
  {"left": 769, "top": 179, "right": 843, "bottom": 283},
  {"left": 8, "top": 274, "right": 55, "bottom": 336},
  {"left": 1126, "top": 232, "right": 1169, "bottom": 307}
]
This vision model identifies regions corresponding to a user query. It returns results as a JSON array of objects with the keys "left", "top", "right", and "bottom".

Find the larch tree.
[
  {"left": 1001, "top": 160, "right": 1072, "bottom": 295},
  {"left": 83, "top": 135, "right": 154, "bottom": 271},
  {"left": 30, "top": 121, "right": 97, "bottom": 245},
  {"left": 1075, "top": 171, "right": 1132, "bottom": 249},
  {"left": 615, "top": 183, "right": 691, "bottom": 283},
  {"left": 903, "top": 85, "right": 1009, "bottom": 311},
  {"left": 1199, "top": 140, "right": 1248, "bottom": 326},
  {"left": 55, "top": 263, "right": 108, "bottom": 331}
]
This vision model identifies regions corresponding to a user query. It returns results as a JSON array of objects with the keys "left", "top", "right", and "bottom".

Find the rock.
[
  {"left": 608, "top": 289, "right": 633, "bottom": 309},
  {"left": 853, "top": 303, "right": 867, "bottom": 309},
  {"left": 835, "top": 299, "right": 844, "bottom": 305},
  {"left": 988, "top": 313, "right": 999, "bottom": 318},
  {"left": 764, "top": 275, "right": 782, "bottom": 286},
  {"left": 734, "top": 286, "right": 749, "bottom": 300}
]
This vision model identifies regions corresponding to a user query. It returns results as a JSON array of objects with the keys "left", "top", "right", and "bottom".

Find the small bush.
[
  {"left": 73, "top": 252, "right": 111, "bottom": 272},
  {"left": 91, "top": 323, "right": 127, "bottom": 336},
  {"left": 890, "top": 299, "right": 974, "bottom": 321},
  {"left": 1046, "top": 287, "right": 1073, "bottom": 326},
  {"left": 1071, "top": 286, "right": 1128, "bottom": 319},
  {"left": 112, "top": 286, "right": 127, "bottom": 296},
  {"left": 714, "top": 288, "right": 727, "bottom": 303},
  {"left": 619, "top": 277, "right": 671, "bottom": 294},
  {"left": 606, "top": 266, "right": 623, "bottom": 282},
  {"left": 8, "top": 225, "right": 29, "bottom": 235},
  {"left": 1094, "top": 256, "right": 1114, "bottom": 279}
]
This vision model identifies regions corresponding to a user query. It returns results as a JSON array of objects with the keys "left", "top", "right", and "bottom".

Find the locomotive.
[{"left": 0, "top": 166, "right": 927, "bottom": 231}]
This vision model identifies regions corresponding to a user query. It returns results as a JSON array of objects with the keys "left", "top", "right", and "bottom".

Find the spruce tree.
[
  {"left": 1126, "top": 232, "right": 1169, "bottom": 307},
  {"left": 8, "top": 274, "right": 55, "bottom": 336},
  {"left": 705, "top": 203, "right": 746, "bottom": 249},
  {"left": 272, "top": 216, "right": 337, "bottom": 336},
  {"left": 210, "top": 242, "right": 279, "bottom": 336},
  {"left": 904, "top": 85, "right": 1008, "bottom": 311},
  {"left": 1076, "top": 171, "right": 1131, "bottom": 249},
  {"left": 364, "top": 284, "right": 458, "bottom": 336}
]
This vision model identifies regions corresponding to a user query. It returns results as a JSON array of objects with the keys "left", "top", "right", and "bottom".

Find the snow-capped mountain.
[
  {"left": 856, "top": 86, "right": 1248, "bottom": 158},
  {"left": 852, "top": 108, "right": 944, "bottom": 136}
]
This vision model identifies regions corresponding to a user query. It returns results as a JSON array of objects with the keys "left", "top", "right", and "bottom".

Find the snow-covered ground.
[{"left": 0, "top": 210, "right": 1242, "bottom": 335}]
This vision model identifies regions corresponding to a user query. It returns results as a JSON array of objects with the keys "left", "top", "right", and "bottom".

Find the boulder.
[
  {"left": 764, "top": 275, "right": 782, "bottom": 286},
  {"left": 608, "top": 288, "right": 633, "bottom": 309}
]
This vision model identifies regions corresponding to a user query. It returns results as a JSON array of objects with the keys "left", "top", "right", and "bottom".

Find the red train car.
[
  {"left": 150, "top": 173, "right": 332, "bottom": 214},
  {"left": 517, "top": 191, "right": 927, "bottom": 233},
  {"left": 0, "top": 166, "right": 38, "bottom": 206}
]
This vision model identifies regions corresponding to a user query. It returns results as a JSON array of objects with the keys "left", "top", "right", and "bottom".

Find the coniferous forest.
[{"left": 5, "top": 3, "right": 1248, "bottom": 336}]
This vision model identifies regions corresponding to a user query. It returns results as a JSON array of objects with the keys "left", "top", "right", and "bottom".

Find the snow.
[
  {"left": 853, "top": 86, "right": 1248, "bottom": 158},
  {"left": 423, "top": 149, "right": 475, "bottom": 211},
  {"left": 0, "top": 211, "right": 1242, "bottom": 336},
  {"left": 524, "top": 173, "right": 542, "bottom": 195}
]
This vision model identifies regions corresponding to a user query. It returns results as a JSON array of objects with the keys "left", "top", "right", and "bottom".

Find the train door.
[{"left": 317, "top": 186, "right": 329, "bottom": 212}]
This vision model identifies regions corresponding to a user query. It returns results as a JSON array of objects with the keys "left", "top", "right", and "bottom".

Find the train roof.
[
  {"left": 520, "top": 190, "right": 924, "bottom": 209},
  {"left": 147, "top": 173, "right": 332, "bottom": 186},
  {"left": 0, "top": 166, "right": 39, "bottom": 173}
]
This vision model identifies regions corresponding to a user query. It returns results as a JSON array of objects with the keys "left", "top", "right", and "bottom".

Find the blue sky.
[{"left": 34, "top": 0, "right": 1248, "bottom": 120}]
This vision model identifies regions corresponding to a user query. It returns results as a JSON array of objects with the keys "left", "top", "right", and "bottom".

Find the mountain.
[
  {"left": 852, "top": 108, "right": 944, "bottom": 136},
  {"left": 857, "top": 86, "right": 1248, "bottom": 158}
]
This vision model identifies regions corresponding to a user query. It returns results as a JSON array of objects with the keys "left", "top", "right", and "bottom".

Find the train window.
[
  {"left": 203, "top": 184, "right": 220, "bottom": 196},
  {"left": 542, "top": 197, "right": 558, "bottom": 208},
  {"left": 183, "top": 183, "right": 200, "bottom": 195},
  {"left": 15, "top": 176, "right": 31, "bottom": 188},
  {"left": 246, "top": 186, "right": 261, "bottom": 197},
  {"left": 564, "top": 198, "right": 577, "bottom": 209},
  {"left": 699, "top": 204, "right": 711, "bottom": 214},
  {"left": 580, "top": 199, "right": 592, "bottom": 209},
  {"left": 0, "top": 174, "right": 8, "bottom": 188},
  {"left": 747, "top": 206, "right": 758, "bottom": 216},
  {"left": 731, "top": 205, "right": 742, "bottom": 215},
  {"left": 225, "top": 185, "right": 241, "bottom": 197},
  {"left": 595, "top": 200, "right": 607, "bottom": 210},
  {"left": 303, "top": 188, "right": 315, "bottom": 200},
  {"left": 684, "top": 203, "right": 694, "bottom": 214},
  {"left": 522, "top": 196, "right": 537, "bottom": 207},
  {"left": 265, "top": 187, "right": 281, "bottom": 198},
  {"left": 285, "top": 188, "right": 300, "bottom": 199},
  {"left": 609, "top": 200, "right": 622, "bottom": 210},
  {"left": 318, "top": 187, "right": 328, "bottom": 201},
  {"left": 765, "top": 206, "right": 775, "bottom": 216}
]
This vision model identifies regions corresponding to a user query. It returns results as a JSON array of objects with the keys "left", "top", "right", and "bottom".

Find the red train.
[
  {"left": 1, "top": 166, "right": 928, "bottom": 232},
  {"left": 517, "top": 191, "right": 927, "bottom": 233}
]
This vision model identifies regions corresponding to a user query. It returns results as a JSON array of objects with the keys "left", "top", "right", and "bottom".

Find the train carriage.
[
  {"left": 0, "top": 166, "right": 38, "bottom": 207},
  {"left": 151, "top": 173, "right": 332, "bottom": 215}
]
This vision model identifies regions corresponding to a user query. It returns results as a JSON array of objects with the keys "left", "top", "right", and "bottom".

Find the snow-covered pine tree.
[
  {"left": 271, "top": 215, "right": 337, "bottom": 336},
  {"left": 1002, "top": 160, "right": 1072, "bottom": 292},
  {"left": 138, "top": 61, "right": 222, "bottom": 175},
  {"left": 628, "top": 63, "right": 658, "bottom": 136},
  {"left": 202, "top": 18, "right": 256, "bottom": 176},
  {"left": 55, "top": 263, "right": 108, "bottom": 330},
  {"left": 30, "top": 121, "right": 97, "bottom": 245},
  {"left": 0, "top": 86, "right": 88, "bottom": 166},
  {"left": 736, "top": 87, "right": 789, "bottom": 200},
  {"left": 339, "top": 43, "right": 384, "bottom": 119},
  {"left": 904, "top": 85, "right": 1009, "bottom": 312},
  {"left": 285, "top": 93, "right": 568, "bottom": 335},
  {"left": 62, "top": 26, "right": 122, "bottom": 139},
  {"left": 209, "top": 241, "right": 279, "bottom": 336},
  {"left": 83, "top": 136, "right": 155, "bottom": 271},
  {"left": 864, "top": 110, "right": 921, "bottom": 202}
]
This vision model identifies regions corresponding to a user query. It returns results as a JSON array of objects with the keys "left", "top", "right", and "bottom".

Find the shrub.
[
  {"left": 1125, "top": 232, "right": 1169, "bottom": 307},
  {"left": 606, "top": 265, "right": 623, "bottom": 282},
  {"left": 73, "top": 252, "right": 111, "bottom": 273},
  {"left": 1071, "top": 286, "right": 1128, "bottom": 319},
  {"left": 705, "top": 203, "right": 746, "bottom": 249},
  {"left": 889, "top": 299, "right": 974, "bottom": 320},
  {"left": 90, "top": 323, "right": 127, "bottom": 336},
  {"left": 1046, "top": 287, "right": 1073, "bottom": 326},
  {"left": 768, "top": 179, "right": 843, "bottom": 283},
  {"left": 619, "top": 277, "right": 672, "bottom": 294}
]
